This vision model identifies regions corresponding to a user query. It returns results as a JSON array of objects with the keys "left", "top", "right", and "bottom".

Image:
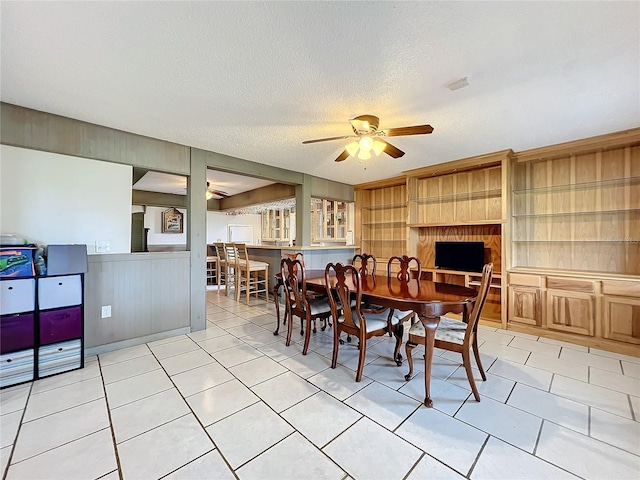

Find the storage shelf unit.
[
  {"left": 1, "top": 244, "right": 87, "bottom": 388},
  {"left": 507, "top": 129, "right": 640, "bottom": 354},
  {"left": 355, "top": 179, "right": 407, "bottom": 264}
]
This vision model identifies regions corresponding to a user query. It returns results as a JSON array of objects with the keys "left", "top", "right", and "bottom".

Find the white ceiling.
[
  {"left": 133, "top": 170, "right": 275, "bottom": 197},
  {"left": 2, "top": 2, "right": 638, "bottom": 185}
]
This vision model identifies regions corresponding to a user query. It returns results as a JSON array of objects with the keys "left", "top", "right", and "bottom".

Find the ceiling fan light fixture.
[
  {"left": 206, "top": 190, "right": 214, "bottom": 200},
  {"left": 372, "top": 139, "right": 386, "bottom": 156},
  {"left": 358, "top": 149, "right": 371, "bottom": 160},
  {"left": 359, "top": 136, "right": 373, "bottom": 152},
  {"left": 345, "top": 141, "right": 360, "bottom": 157}
]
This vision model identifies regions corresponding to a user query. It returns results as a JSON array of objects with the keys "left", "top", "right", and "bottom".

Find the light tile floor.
[{"left": 2, "top": 290, "right": 640, "bottom": 479}]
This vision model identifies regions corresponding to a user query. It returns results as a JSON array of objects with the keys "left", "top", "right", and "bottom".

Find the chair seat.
[
  {"left": 407, "top": 316, "right": 466, "bottom": 344},
  {"left": 337, "top": 308, "right": 397, "bottom": 333},
  {"left": 307, "top": 297, "right": 332, "bottom": 316},
  {"left": 237, "top": 260, "right": 269, "bottom": 271},
  {"left": 391, "top": 309, "right": 414, "bottom": 321}
]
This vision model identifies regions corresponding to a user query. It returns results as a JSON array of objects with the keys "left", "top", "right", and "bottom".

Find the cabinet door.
[
  {"left": 603, "top": 296, "right": 640, "bottom": 345},
  {"left": 508, "top": 286, "right": 541, "bottom": 326},
  {"left": 546, "top": 289, "right": 594, "bottom": 336}
]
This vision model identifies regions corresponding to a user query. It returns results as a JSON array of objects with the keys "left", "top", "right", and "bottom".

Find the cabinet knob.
[
  {"left": 6, "top": 359, "right": 11, "bottom": 363},
  {"left": 58, "top": 282, "right": 63, "bottom": 286},
  {"left": 58, "top": 348, "right": 63, "bottom": 352},
  {"left": 7, "top": 286, "right": 13, "bottom": 290}
]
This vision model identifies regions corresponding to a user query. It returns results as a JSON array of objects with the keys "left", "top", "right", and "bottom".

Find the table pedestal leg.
[{"left": 420, "top": 316, "right": 440, "bottom": 408}]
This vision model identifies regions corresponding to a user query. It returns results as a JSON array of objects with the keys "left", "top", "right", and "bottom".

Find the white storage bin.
[
  {"left": 0, "top": 348, "right": 34, "bottom": 387},
  {"left": 0, "top": 278, "right": 35, "bottom": 315},
  {"left": 38, "top": 339, "right": 82, "bottom": 377},
  {"left": 38, "top": 275, "right": 82, "bottom": 310}
]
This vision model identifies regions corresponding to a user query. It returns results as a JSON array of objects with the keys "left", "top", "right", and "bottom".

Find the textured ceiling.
[{"left": 1, "top": 1, "right": 638, "bottom": 185}]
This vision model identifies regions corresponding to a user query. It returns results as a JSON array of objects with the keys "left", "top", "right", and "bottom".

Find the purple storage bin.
[
  {"left": 0, "top": 313, "right": 35, "bottom": 354},
  {"left": 39, "top": 306, "right": 82, "bottom": 345}
]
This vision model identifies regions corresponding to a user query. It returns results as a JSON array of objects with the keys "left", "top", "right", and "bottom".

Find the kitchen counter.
[{"left": 246, "top": 245, "right": 359, "bottom": 291}]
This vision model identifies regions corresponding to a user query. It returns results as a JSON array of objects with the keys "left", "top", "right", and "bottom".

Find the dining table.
[{"left": 276, "top": 269, "right": 478, "bottom": 407}]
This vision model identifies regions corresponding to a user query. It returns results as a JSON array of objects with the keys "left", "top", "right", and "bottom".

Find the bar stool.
[{"left": 235, "top": 243, "right": 269, "bottom": 304}]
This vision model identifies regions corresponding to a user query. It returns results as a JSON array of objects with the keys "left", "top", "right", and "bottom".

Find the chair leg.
[
  {"left": 355, "top": 336, "right": 366, "bottom": 382},
  {"left": 285, "top": 304, "right": 294, "bottom": 347},
  {"left": 463, "top": 348, "right": 481, "bottom": 402},
  {"left": 302, "top": 315, "right": 312, "bottom": 355},
  {"left": 331, "top": 327, "right": 340, "bottom": 368},
  {"left": 472, "top": 337, "right": 487, "bottom": 380},
  {"left": 404, "top": 341, "right": 416, "bottom": 381},
  {"left": 393, "top": 323, "right": 404, "bottom": 366}
]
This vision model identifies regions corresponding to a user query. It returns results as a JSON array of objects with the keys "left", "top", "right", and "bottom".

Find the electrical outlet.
[
  {"left": 96, "top": 241, "right": 111, "bottom": 253},
  {"left": 101, "top": 305, "right": 112, "bottom": 318}
]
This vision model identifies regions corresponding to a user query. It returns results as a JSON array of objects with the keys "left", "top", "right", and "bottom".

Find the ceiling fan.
[
  {"left": 206, "top": 182, "right": 229, "bottom": 200},
  {"left": 302, "top": 115, "right": 434, "bottom": 162}
]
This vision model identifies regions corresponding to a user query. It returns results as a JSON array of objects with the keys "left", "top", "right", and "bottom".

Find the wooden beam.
[
  {"left": 132, "top": 190, "right": 187, "bottom": 208},
  {"left": 219, "top": 183, "right": 295, "bottom": 210}
]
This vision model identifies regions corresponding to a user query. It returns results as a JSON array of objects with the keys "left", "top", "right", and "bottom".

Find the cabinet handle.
[
  {"left": 58, "top": 348, "right": 63, "bottom": 351},
  {"left": 7, "top": 286, "right": 13, "bottom": 290},
  {"left": 6, "top": 358, "right": 11, "bottom": 363},
  {"left": 58, "top": 282, "right": 63, "bottom": 286}
]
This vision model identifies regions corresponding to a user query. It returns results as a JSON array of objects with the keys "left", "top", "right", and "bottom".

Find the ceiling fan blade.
[
  {"left": 378, "top": 139, "right": 405, "bottom": 158},
  {"left": 335, "top": 150, "right": 350, "bottom": 162},
  {"left": 211, "top": 189, "right": 230, "bottom": 198},
  {"left": 302, "top": 135, "right": 355, "bottom": 144},
  {"left": 383, "top": 125, "right": 434, "bottom": 137}
]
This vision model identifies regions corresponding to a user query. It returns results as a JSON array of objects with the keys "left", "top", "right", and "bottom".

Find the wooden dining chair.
[
  {"left": 352, "top": 253, "right": 377, "bottom": 277},
  {"left": 404, "top": 262, "right": 493, "bottom": 401},
  {"left": 325, "top": 262, "right": 403, "bottom": 382},
  {"left": 387, "top": 255, "right": 422, "bottom": 329},
  {"left": 280, "top": 257, "right": 332, "bottom": 355},
  {"left": 235, "top": 243, "right": 269, "bottom": 304},
  {"left": 213, "top": 242, "right": 228, "bottom": 294},
  {"left": 224, "top": 243, "right": 238, "bottom": 297}
]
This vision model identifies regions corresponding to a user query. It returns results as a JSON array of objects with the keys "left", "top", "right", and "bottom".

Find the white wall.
[
  {"left": 0, "top": 145, "right": 132, "bottom": 254},
  {"left": 206, "top": 211, "right": 262, "bottom": 244},
  {"left": 145, "top": 206, "right": 187, "bottom": 246}
]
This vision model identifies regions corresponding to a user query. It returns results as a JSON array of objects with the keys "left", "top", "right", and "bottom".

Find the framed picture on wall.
[{"left": 161, "top": 207, "right": 184, "bottom": 233}]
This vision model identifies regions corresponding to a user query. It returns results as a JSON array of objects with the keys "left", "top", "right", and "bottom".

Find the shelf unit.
[
  {"left": 507, "top": 130, "right": 640, "bottom": 354},
  {"left": 355, "top": 178, "right": 407, "bottom": 263},
  {"left": 0, "top": 274, "right": 85, "bottom": 388},
  {"left": 403, "top": 151, "right": 512, "bottom": 324},
  {"left": 511, "top": 146, "right": 639, "bottom": 275}
]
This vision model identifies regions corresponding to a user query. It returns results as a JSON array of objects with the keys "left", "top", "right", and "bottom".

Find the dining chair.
[
  {"left": 352, "top": 253, "right": 377, "bottom": 277},
  {"left": 404, "top": 262, "right": 493, "bottom": 401},
  {"left": 235, "top": 243, "right": 269, "bottom": 304},
  {"left": 213, "top": 242, "right": 228, "bottom": 294},
  {"left": 387, "top": 255, "right": 422, "bottom": 329},
  {"left": 325, "top": 262, "right": 403, "bottom": 382},
  {"left": 224, "top": 243, "right": 238, "bottom": 297},
  {"left": 280, "top": 257, "right": 332, "bottom": 355}
]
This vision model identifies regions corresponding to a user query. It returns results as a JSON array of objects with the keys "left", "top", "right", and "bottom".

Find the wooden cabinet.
[
  {"left": 546, "top": 289, "right": 595, "bottom": 336},
  {"left": 311, "top": 199, "right": 348, "bottom": 242},
  {"left": 509, "top": 286, "right": 541, "bottom": 326},
  {"left": 602, "top": 280, "right": 640, "bottom": 345},
  {"left": 262, "top": 209, "right": 290, "bottom": 242}
]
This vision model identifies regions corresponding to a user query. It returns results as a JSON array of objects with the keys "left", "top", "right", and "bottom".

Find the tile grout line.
[
  {"left": 97, "top": 355, "right": 124, "bottom": 480},
  {"left": 1, "top": 382, "right": 34, "bottom": 480},
  {"left": 143, "top": 340, "right": 240, "bottom": 480}
]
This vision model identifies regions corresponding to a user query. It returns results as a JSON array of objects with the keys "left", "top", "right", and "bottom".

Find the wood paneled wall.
[{"left": 85, "top": 253, "right": 191, "bottom": 348}]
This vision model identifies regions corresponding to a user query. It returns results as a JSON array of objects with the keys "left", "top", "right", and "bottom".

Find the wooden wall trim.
[
  {"left": 403, "top": 150, "right": 514, "bottom": 178},
  {"left": 513, "top": 128, "right": 640, "bottom": 163},
  {"left": 219, "top": 183, "right": 296, "bottom": 210},
  {"left": 354, "top": 175, "right": 407, "bottom": 190},
  {"left": 132, "top": 190, "right": 187, "bottom": 208},
  {"left": 0, "top": 102, "right": 190, "bottom": 174}
]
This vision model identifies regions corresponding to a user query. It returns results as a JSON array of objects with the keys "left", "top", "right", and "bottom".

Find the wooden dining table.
[{"left": 276, "top": 270, "right": 478, "bottom": 407}]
